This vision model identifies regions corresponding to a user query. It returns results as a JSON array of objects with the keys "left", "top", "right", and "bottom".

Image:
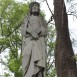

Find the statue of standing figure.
[{"left": 21, "top": 2, "right": 48, "bottom": 77}]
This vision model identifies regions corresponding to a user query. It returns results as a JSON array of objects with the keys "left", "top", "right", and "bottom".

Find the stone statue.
[{"left": 21, "top": 2, "right": 48, "bottom": 77}]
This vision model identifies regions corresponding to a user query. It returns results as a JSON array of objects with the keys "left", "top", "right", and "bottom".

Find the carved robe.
[{"left": 21, "top": 15, "right": 48, "bottom": 77}]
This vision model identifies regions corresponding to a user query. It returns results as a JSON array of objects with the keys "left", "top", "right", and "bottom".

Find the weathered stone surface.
[{"left": 21, "top": 2, "right": 48, "bottom": 77}]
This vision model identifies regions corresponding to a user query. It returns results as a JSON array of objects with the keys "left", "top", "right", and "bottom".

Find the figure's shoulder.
[{"left": 21, "top": 14, "right": 30, "bottom": 25}]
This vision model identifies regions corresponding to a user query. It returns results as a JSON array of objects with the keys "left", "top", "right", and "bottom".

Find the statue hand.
[{"left": 31, "top": 32, "right": 39, "bottom": 39}]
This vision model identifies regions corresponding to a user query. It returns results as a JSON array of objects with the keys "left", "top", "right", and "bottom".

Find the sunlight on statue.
[{"left": 21, "top": 2, "right": 48, "bottom": 77}]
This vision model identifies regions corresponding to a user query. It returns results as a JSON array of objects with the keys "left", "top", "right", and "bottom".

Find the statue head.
[{"left": 29, "top": 2, "right": 40, "bottom": 15}]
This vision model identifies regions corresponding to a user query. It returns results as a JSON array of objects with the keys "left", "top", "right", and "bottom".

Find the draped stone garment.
[{"left": 21, "top": 15, "right": 48, "bottom": 77}]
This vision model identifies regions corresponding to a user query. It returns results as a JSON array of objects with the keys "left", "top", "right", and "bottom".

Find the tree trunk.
[{"left": 54, "top": 0, "right": 77, "bottom": 77}]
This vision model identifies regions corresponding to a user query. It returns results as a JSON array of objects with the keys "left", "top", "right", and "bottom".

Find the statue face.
[{"left": 31, "top": 4, "right": 39, "bottom": 13}]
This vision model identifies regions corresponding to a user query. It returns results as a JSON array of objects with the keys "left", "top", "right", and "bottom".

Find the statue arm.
[
  {"left": 25, "top": 20, "right": 39, "bottom": 39},
  {"left": 21, "top": 21, "right": 38, "bottom": 39},
  {"left": 26, "top": 28, "right": 39, "bottom": 39},
  {"left": 21, "top": 17, "right": 28, "bottom": 37}
]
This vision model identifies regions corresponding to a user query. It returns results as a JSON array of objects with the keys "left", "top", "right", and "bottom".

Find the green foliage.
[
  {"left": 4, "top": 72, "right": 11, "bottom": 77},
  {"left": 47, "top": 25, "right": 56, "bottom": 77},
  {"left": 0, "top": 0, "right": 29, "bottom": 77},
  {"left": 0, "top": 0, "right": 29, "bottom": 37}
]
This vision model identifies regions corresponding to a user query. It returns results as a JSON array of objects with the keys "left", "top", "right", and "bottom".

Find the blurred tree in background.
[{"left": 0, "top": 0, "right": 29, "bottom": 76}]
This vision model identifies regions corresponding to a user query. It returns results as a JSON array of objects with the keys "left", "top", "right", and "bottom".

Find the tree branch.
[
  {"left": 67, "top": 3, "right": 77, "bottom": 13},
  {"left": 68, "top": 13, "right": 77, "bottom": 19},
  {"left": 45, "top": 0, "right": 53, "bottom": 15},
  {"left": 7, "top": 21, "right": 22, "bottom": 37},
  {"left": 45, "top": 0, "right": 54, "bottom": 24}
]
